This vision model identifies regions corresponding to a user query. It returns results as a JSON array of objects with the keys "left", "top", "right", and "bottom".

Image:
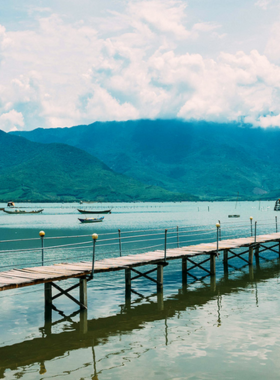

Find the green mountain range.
[
  {"left": 13, "top": 119, "right": 280, "bottom": 200},
  {"left": 0, "top": 130, "right": 196, "bottom": 202}
]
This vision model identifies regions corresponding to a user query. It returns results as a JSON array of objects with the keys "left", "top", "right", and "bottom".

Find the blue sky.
[{"left": 1, "top": 0, "right": 280, "bottom": 131}]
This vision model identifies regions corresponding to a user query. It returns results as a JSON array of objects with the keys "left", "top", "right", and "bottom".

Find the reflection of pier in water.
[{"left": 0, "top": 258, "right": 279, "bottom": 379}]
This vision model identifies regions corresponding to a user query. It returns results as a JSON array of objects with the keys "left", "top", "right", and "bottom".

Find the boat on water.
[
  {"left": 78, "top": 217, "right": 104, "bottom": 223},
  {"left": 3, "top": 209, "right": 44, "bottom": 214},
  {"left": 77, "top": 209, "right": 111, "bottom": 214},
  {"left": 7, "top": 201, "right": 15, "bottom": 207},
  {"left": 228, "top": 192, "right": 240, "bottom": 218},
  {"left": 274, "top": 199, "right": 280, "bottom": 211}
]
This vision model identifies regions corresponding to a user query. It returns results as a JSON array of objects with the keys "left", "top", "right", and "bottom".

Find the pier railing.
[{"left": 0, "top": 217, "right": 279, "bottom": 272}]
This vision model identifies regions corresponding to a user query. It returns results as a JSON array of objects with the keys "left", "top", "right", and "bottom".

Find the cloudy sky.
[{"left": 1, "top": 0, "right": 280, "bottom": 131}]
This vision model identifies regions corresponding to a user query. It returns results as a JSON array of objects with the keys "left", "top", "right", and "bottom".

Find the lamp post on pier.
[
  {"left": 91, "top": 233, "right": 98, "bottom": 279},
  {"left": 39, "top": 231, "right": 45, "bottom": 266}
]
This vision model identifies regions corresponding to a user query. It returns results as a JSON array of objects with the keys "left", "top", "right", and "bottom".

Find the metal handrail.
[{"left": 0, "top": 217, "right": 278, "bottom": 271}]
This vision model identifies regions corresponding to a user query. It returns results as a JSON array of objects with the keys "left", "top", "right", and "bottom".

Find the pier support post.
[
  {"left": 80, "top": 309, "right": 88, "bottom": 334},
  {"left": 79, "top": 278, "right": 87, "bottom": 309},
  {"left": 249, "top": 245, "right": 254, "bottom": 265},
  {"left": 79, "top": 277, "right": 88, "bottom": 333},
  {"left": 125, "top": 268, "right": 131, "bottom": 297},
  {"left": 223, "top": 249, "right": 228, "bottom": 280},
  {"left": 44, "top": 282, "right": 52, "bottom": 334},
  {"left": 210, "top": 254, "right": 216, "bottom": 276},
  {"left": 182, "top": 258, "right": 187, "bottom": 285},
  {"left": 125, "top": 269, "right": 131, "bottom": 309},
  {"left": 157, "top": 290, "right": 164, "bottom": 311},
  {"left": 255, "top": 244, "right": 260, "bottom": 267},
  {"left": 249, "top": 265, "right": 254, "bottom": 281},
  {"left": 157, "top": 264, "right": 164, "bottom": 291},
  {"left": 223, "top": 249, "right": 228, "bottom": 272},
  {"left": 210, "top": 275, "right": 216, "bottom": 292}
]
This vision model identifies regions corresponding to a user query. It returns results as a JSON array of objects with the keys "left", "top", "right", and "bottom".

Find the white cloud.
[
  {"left": 85, "top": 86, "right": 139, "bottom": 121},
  {"left": 254, "top": 0, "right": 280, "bottom": 10},
  {"left": 0, "top": 110, "right": 24, "bottom": 132},
  {"left": 128, "top": 0, "right": 189, "bottom": 39},
  {"left": 192, "top": 22, "right": 220, "bottom": 33},
  {"left": 0, "top": 1, "right": 280, "bottom": 129},
  {"left": 265, "top": 22, "right": 280, "bottom": 62},
  {"left": 255, "top": 0, "right": 272, "bottom": 10}
]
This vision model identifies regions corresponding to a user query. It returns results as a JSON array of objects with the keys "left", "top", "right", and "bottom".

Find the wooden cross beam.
[
  {"left": 51, "top": 282, "right": 87, "bottom": 310},
  {"left": 131, "top": 267, "right": 159, "bottom": 284},
  {"left": 131, "top": 288, "right": 145, "bottom": 298},
  {"left": 258, "top": 243, "right": 279, "bottom": 255},
  {"left": 186, "top": 257, "right": 211, "bottom": 275},
  {"left": 52, "top": 281, "right": 80, "bottom": 301},
  {"left": 228, "top": 263, "right": 249, "bottom": 271},
  {"left": 186, "top": 272, "right": 209, "bottom": 282},
  {"left": 227, "top": 249, "right": 250, "bottom": 264}
]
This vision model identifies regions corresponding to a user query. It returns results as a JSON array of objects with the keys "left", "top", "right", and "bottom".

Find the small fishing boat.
[
  {"left": 3, "top": 209, "right": 44, "bottom": 214},
  {"left": 228, "top": 215, "right": 240, "bottom": 218},
  {"left": 78, "top": 217, "right": 104, "bottom": 223},
  {"left": 77, "top": 209, "right": 111, "bottom": 214}
]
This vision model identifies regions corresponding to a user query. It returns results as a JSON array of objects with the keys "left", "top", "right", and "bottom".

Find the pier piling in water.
[
  {"left": 210, "top": 253, "right": 216, "bottom": 275},
  {"left": 249, "top": 246, "right": 254, "bottom": 265},
  {"left": 223, "top": 249, "right": 228, "bottom": 273},
  {"left": 125, "top": 268, "right": 131, "bottom": 299},
  {"left": 79, "top": 278, "right": 87, "bottom": 309},
  {"left": 182, "top": 258, "right": 187, "bottom": 285},
  {"left": 44, "top": 282, "right": 52, "bottom": 332},
  {"left": 157, "top": 264, "right": 164, "bottom": 291}
]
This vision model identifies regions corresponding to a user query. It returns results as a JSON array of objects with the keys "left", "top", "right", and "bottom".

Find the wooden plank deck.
[{"left": 0, "top": 232, "right": 279, "bottom": 292}]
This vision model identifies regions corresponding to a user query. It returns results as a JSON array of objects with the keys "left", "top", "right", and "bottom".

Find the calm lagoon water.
[{"left": 1, "top": 201, "right": 280, "bottom": 379}]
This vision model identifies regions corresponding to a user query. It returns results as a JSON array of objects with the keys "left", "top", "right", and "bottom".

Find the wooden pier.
[{"left": 1, "top": 231, "right": 280, "bottom": 316}]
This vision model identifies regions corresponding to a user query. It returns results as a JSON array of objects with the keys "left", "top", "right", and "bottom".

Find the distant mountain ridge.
[
  {"left": 12, "top": 119, "right": 280, "bottom": 200},
  {"left": 0, "top": 130, "right": 196, "bottom": 202}
]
